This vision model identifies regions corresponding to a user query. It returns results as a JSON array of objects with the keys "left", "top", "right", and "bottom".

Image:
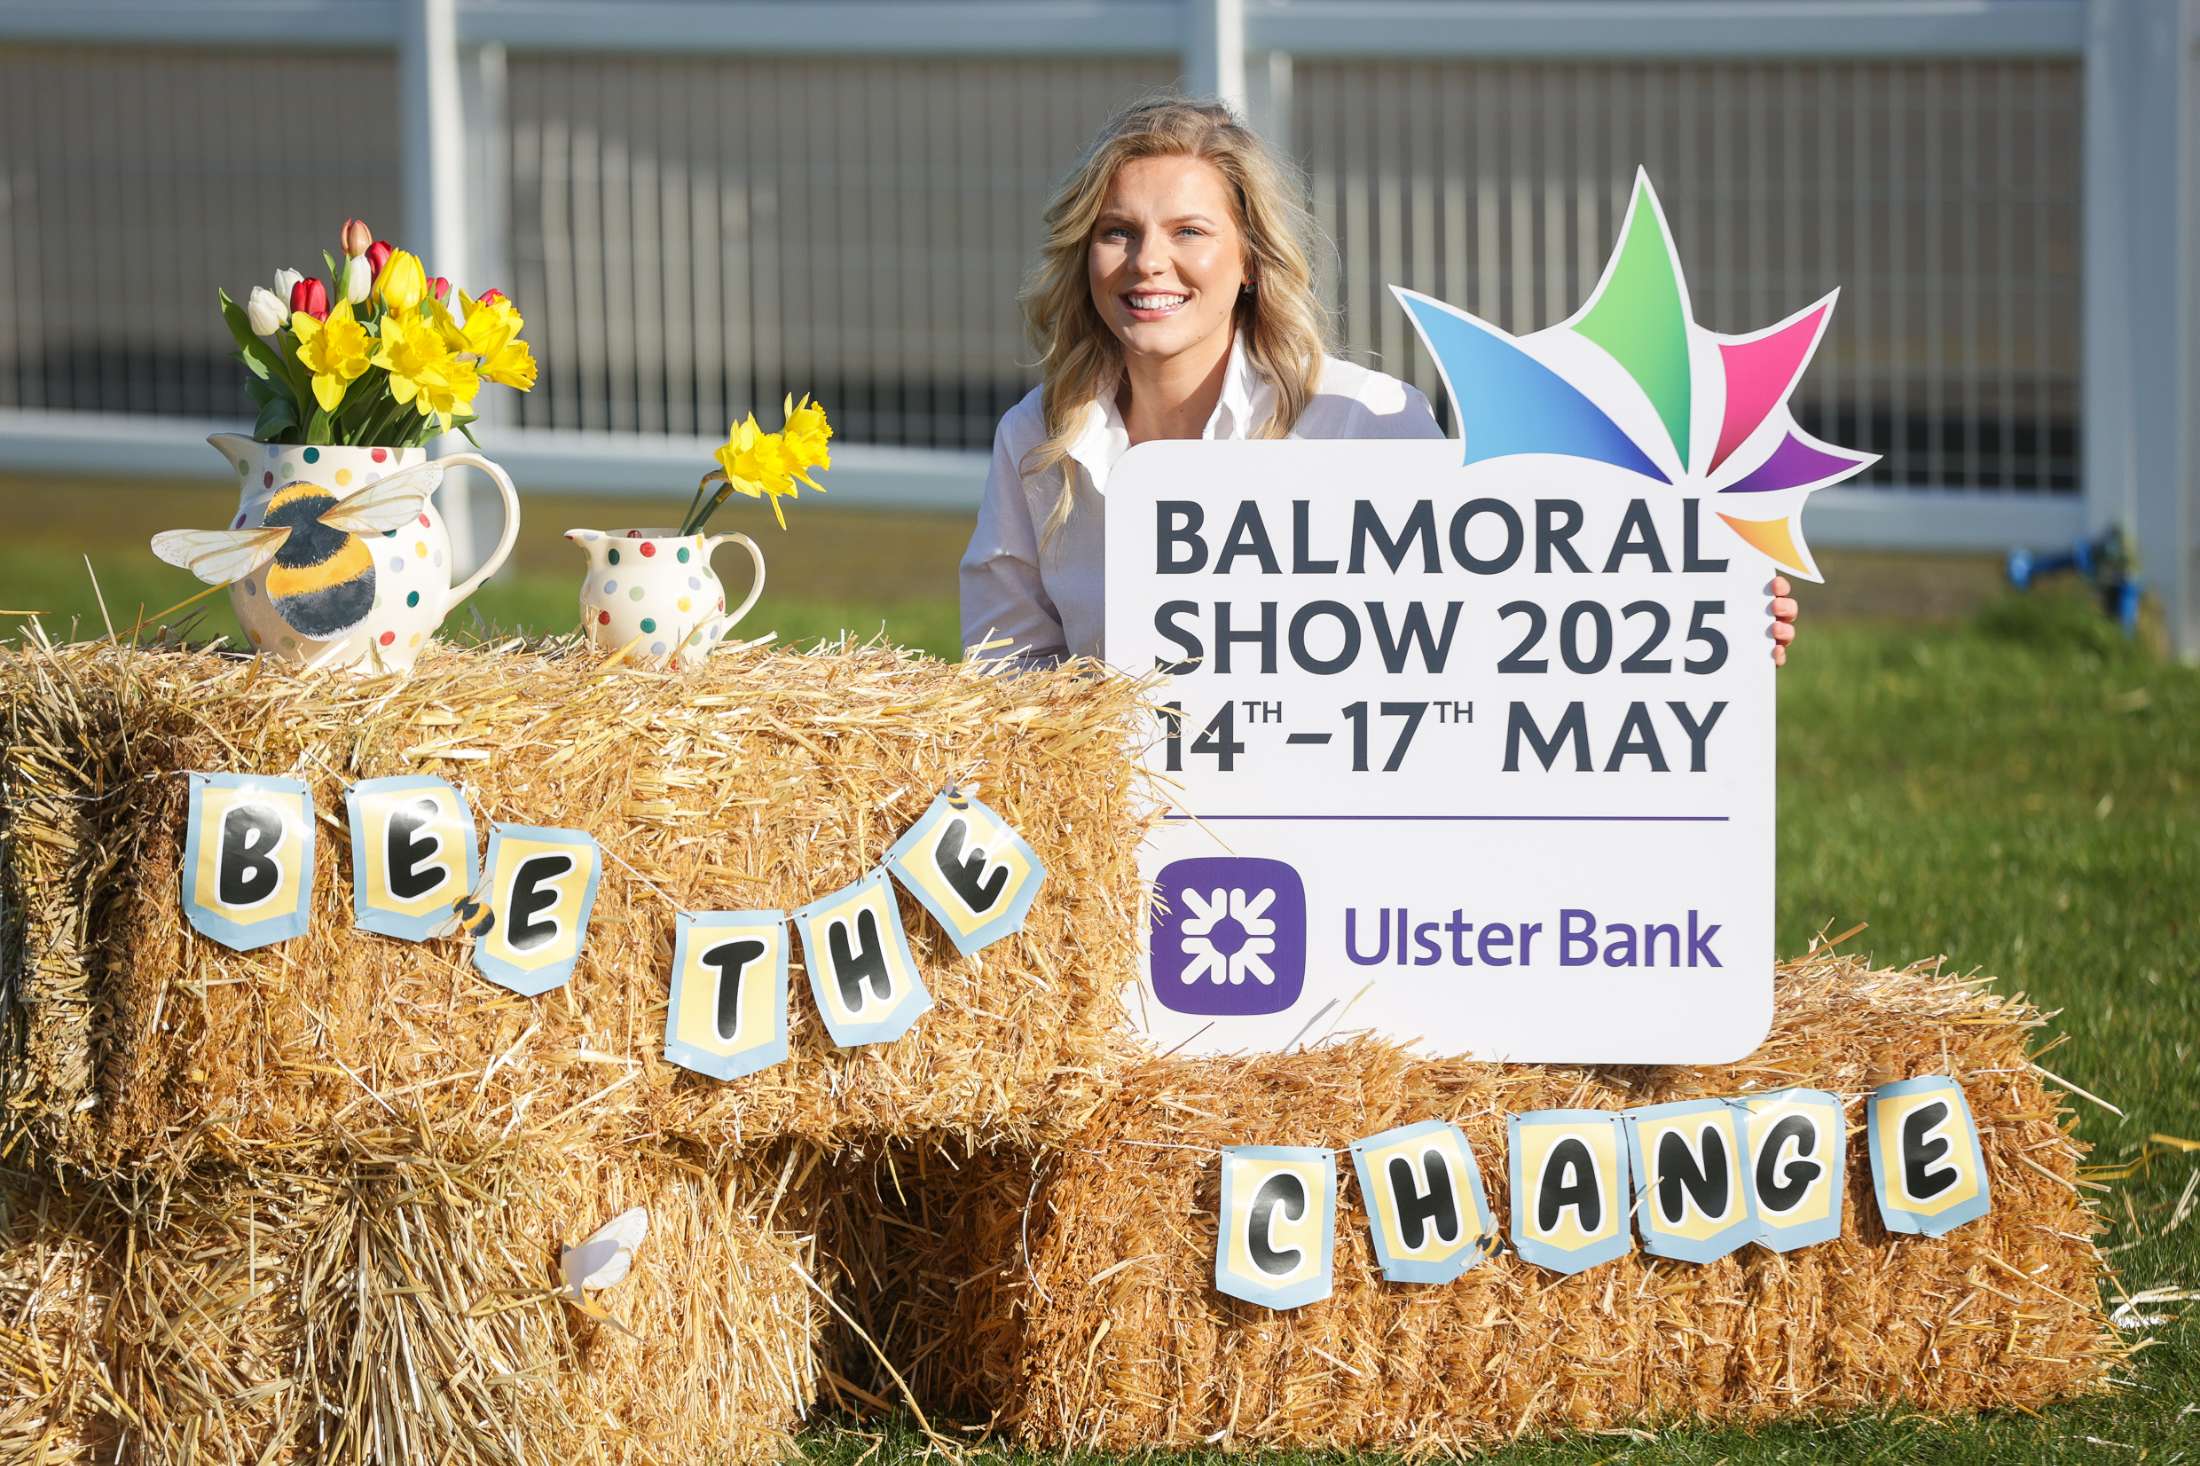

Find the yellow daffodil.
[
  {"left": 373, "top": 310, "right": 479, "bottom": 431},
  {"left": 713, "top": 414, "right": 802, "bottom": 528},
  {"left": 372, "top": 248, "right": 428, "bottom": 312},
  {"left": 450, "top": 291, "right": 537, "bottom": 391},
  {"left": 781, "top": 393, "right": 832, "bottom": 487},
  {"left": 290, "top": 299, "right": 372, "bottom": 413}
]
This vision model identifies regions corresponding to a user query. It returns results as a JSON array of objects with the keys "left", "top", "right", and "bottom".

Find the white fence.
[{"left": 0, "top": 0, "right": 2192, "bottom": 653}]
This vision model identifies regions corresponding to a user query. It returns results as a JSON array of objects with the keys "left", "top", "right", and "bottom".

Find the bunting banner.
[
  {"left": 1738, "top": 1087, "right": 1846, "bottom": 1251},
  {"left": 1624, "top": 1098, "right": 1754, "bottom": 1263},
  {"left": 793, "top": 869, "right": 932, "bottom": 1046},
  {"left": 1349, "top": 1119, "right": 1497, "bottom": 1284},
  {"left": 181, "top": 772, "right": 315, "bottom": 951},
  {"left": 662, "top": 909, "right": 791, "bottom": 1080},
  {"left": 1867, "top": 1075, "right": 1991, "bottom": 1237},
  {"left": 1216, "top": 1145, "right": 1336, "bottom": 1310},
  {"left": 471, "top": 823, "right": 602, "bottom": 997},
  {"left": 885, "top": 789, "right": 1045, "bottom": 956},
  {"left": 344, "top": 774, "right": 478, "bottom": 941},
  {"left": 1508, "top": 1110, "right": 1632, "bottom": 1275}
]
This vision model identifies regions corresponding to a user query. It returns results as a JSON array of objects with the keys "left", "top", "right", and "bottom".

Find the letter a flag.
[{"left": 1508, "top": 1110, "right": 1632, "bottom": 1274}]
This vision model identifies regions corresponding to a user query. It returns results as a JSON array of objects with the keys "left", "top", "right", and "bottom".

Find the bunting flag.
[
  {"left": 1508, "top": 1110, "right": 1632, "bottom": 1275},
  {"left": 344, "top": 774, "right": 478, "bottom": 941},
  {"left": 1216, "top": 1145, "right": 1336, "bottom": 1310},
  {"left": 1867, "top": 1076, "right": 1991, "bottom": 1237},
  {"left": 793, "top": 869, "right": 932, "bottom": 1046},
  {"left": 1624, "top": 1098, "right": 1754, "bottom": 1262},
  {"left": 662, "top": 910, "right": 791, "bottom": 1080},
  {"left": 885, "top": 789, "right": 1045, "bottom": 956},
  {"left": 181, "top": 772, "right": 315, "bottom": 951},
  {"left": 1737, "top": 1088, "right": 1846, "bottom": 1251},
  {"left": 1349, "top": 1119, "right": 1497, "bottom": 1284},
  {"left": 470, "top": 824, "right": 602, "bottom": 997}
]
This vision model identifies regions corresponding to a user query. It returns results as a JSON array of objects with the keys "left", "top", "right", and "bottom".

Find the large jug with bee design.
[{"left": 209, "top": 434, "right": 520, "bottom": 672}]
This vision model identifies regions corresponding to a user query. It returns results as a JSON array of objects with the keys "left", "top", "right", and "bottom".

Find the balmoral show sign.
[{"left": 1108, "top": 173, "right": 1874, "bottom": 1064}]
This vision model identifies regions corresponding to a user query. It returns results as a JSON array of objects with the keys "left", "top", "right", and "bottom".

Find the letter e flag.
[
  {"left": 345, "top": 775, "right": 478, "bottom": 941},
  {"left": 472, "top": 824, "right": 602, "bottom": 996},
  {"left": 1868, "top": 1076, "right": 1990, "bottom": 1237},
  {"left": 885, "top": 789, "right": 1044, "bottom": 956}
]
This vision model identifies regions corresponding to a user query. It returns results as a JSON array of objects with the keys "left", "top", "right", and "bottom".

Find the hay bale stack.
[
  {"left": 0, "top": 639, "right": 1148, "bottom": 1174},
  {"left": 0, "top": 1136, "right": 832, "bottom": 1464},
  {"left": 846, "top": 956, "right": 2116, "bottom": 1450},
  {"left": 0, "top": 1173, "right": 119, "bottom": 1462}
]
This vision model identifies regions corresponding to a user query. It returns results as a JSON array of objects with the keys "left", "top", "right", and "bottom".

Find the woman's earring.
[{"left": 1241, "top": 281, "right": 1255, "bottom": 297}]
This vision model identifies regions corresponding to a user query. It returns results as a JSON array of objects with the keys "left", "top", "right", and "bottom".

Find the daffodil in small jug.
[{"left": 572, "top": 395, "right": 830, "bottom": 667}]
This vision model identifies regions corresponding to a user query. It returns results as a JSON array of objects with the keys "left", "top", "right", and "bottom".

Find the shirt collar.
[{"left": 1068, "top": 332, "right": 1268, "bottom": 489}]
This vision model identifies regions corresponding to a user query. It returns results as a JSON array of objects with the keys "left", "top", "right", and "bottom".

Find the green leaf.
[
  {"left": 458, "top": 422, "right": 483, "bottom": 449},
  {"left": 322, "top": 249, "right": 340, "bottom": 287},
  {"left": 245, "top": 376, "right": 277, "bottom": 407},
  {"left": 235, "top": 347, "right": 271, "bottom": 382},
  {"left": 307, "top": 408, "right": 333, "bottom": 446},
  {"left": 254, "top": 395, "right": 299, "bottom": 442},
  {"left": 217, "top": 289, "right": 259, "bottom": 354}
]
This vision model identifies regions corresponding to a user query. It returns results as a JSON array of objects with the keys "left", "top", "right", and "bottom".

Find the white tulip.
[
  {"left": 341, "top": 255, "right": 371, "bottom": 305},
  {"left": 272, "top": 267, "right": 304, "bottom": 300},
  {"left": 245, "top": 285, "right": 287, "bottom": 337}
]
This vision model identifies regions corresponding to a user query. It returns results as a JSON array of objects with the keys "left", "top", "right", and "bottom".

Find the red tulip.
[
  {"left": 366, "top": 240, "right": 394, "bottom": 280},
  {"left": 478, "top": 288, "right": 509, "bottom": 306},
  {"left": 428, "top": 276, "right": 451, "bottom": 302},
  {"left": 288, "top": 275, "right": 330, "bottom": 321},
  {"left": 340, "top": 217, "right": 373, "bottom": 258}
]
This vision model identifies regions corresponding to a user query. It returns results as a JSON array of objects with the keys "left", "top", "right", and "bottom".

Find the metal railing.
[{"left": 0, "top": 0, "right": 2191, "bottom": 652}]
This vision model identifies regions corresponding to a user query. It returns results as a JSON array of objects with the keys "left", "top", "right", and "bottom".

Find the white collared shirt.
[{"left": 960, "top": 338, "right": 1442, "bottom": 664}]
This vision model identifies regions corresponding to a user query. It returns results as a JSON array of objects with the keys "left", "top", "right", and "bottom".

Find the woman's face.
[{"left": 1088, "top": 154, "right": 1248, "bottom": 370}]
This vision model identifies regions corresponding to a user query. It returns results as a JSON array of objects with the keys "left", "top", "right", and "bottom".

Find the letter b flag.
[
  {"left": 1216, "top": 1145, "right": 1336, "bottom": 1310},
  {"left": 182, "top": 772, "right": 314, "bottom": 951}
]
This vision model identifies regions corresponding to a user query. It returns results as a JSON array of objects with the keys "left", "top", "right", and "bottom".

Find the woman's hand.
[{"left": 1771, "top": 576, "right": 1799, "bottom": 667}]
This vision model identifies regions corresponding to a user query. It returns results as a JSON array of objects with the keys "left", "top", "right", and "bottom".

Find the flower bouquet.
[
  {"left": 149, "top": 218, "right": 531, "bottom": 673},
  {"left": 568, "top": 396, "right": 833, "bottom": 665}
]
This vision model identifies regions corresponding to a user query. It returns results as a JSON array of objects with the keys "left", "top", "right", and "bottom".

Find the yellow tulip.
[
  {"left": 373, "top": 249, "right": 428, "bottom": 312},
  {"left": 291, "top": 299, "right": 372, "bottom": 414}
]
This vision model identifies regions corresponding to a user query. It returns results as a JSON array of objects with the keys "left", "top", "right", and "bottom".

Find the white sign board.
[{"left": 1106, "top": 440, "right": 1775, "bottom": 1063}]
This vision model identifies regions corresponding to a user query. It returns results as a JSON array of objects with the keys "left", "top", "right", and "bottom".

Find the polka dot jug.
[
  {"left": 210, "top": 433, "right": 520, "bottom": 674},
  {"left": 567, "top": 526, "right": 766, "bottom": 667}
]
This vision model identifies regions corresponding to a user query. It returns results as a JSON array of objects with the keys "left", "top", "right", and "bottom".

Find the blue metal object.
[{"left": 2005, "top": 527, "right": 2142, "bottom": 634}]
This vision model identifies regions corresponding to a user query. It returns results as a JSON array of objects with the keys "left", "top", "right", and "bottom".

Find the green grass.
[{"left": 6, "top": 485, "right": 2196, "bottom": 1462}]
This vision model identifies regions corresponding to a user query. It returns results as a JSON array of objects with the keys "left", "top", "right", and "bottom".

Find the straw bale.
[
  {"left": 0, "top": 1172, "right": 119, "bottom": 1463},
  {"left": 849, "top": 955, "right": 2117, "bottom": 1452},
  {"left": 0, "top": 638, "right": 1147, "bottom": 1175},
  {"left": 0, "top": 1134, "right": 830, "bottom": 1465}
]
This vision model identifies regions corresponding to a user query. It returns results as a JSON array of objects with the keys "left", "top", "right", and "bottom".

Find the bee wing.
[
  {"left": 317, "top": 460, "right": 446, "bottom": 535},
  {"left": 149, "top": 527, "right": 290, "bottom": 586}
]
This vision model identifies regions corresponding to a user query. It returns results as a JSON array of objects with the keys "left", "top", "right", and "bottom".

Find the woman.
[{"left": 960, "top": 97, "right": 1798, "bottom": 667}]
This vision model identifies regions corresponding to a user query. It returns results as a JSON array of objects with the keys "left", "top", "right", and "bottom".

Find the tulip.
[
  {"left": 272, "top": 267, "right": 304, "bottom": 300},
  {"left": 478, "top": 288, "right": 509, "bottom": 306},
  {"left": 341, "top": 255, "right": 371, "bottom": 305},
  {"left": 288, "top": 275, "right": 329, "bottom": 321},
  {"left": 373, "top": 248, "right": 428, "bottom": 313},
  {"left": 428, "top": 276, "right": 451, "bottom": 302},
  {"left": 340, "top": 217, "right": 373, "bottom": 258},
  {"left": 366, "top": 239, "right": 394, "bottom": 279},
  {"left": 245, "top": 285, "right": 287, "bottom": 336}
]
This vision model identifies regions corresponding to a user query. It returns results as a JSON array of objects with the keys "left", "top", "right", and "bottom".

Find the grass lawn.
[{"left": 5, "top": 481, "right": 2196, "bottom": 1462}]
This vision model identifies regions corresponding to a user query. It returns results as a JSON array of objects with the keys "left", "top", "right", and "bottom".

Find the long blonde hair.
[{"left": 1022, "top": 95, "right": 1330, "bottom": 546}]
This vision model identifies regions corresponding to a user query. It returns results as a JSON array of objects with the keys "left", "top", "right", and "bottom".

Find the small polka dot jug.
[
  {"left": 210, "top": 433, "right": 519, "bottom": 673},
  {"left": 567, "top": 526, "right": 766, "bottom": 667}
]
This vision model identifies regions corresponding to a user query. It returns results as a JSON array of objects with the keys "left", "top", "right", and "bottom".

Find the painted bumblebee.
[{"left": 152, "top": 461, "right": 444, "bottom": 640}]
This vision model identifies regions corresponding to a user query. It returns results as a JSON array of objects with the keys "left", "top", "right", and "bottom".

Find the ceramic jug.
[
  {"left": 567, "top": 526, "right": 765, "bottom": 667},
  {"left": 209, "top": 433, "right": 520, "bottom": 672}
]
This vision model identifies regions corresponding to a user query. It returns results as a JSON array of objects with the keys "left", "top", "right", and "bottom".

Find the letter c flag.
[{"left": 1216, "top": 1145, "right": 1335, "bottom": 1310}]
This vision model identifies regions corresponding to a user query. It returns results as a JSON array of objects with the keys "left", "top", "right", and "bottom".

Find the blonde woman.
[{"left": 960, "top": 97, "right": 1798, "bottom": 667}]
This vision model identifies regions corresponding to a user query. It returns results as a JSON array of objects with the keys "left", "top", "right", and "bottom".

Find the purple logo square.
[{"left": 1150, "top": 856, "right": 1307, "bottom": 1016}]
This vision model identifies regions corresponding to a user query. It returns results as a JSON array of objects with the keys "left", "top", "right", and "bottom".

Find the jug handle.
[
  {"left": 700, "top": 531, "right": 767, "bottom": 645},
  {"left": 434, "top": 452, "right": 522, "bottom": 614}
]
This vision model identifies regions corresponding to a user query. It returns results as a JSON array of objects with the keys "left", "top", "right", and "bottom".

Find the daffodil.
[
  {"left": 781, "top": 392, "right": 832, "bottom": 487},
  {"left": 454, "top": 291, "right": 537, "bottom": 391},
  {"left": 291, "top": 298, "right": 372, "bottom": 412},
  {"left": 373, "top": 310, "right": 479, "bottom": 432},
  {"left": 711, "top": 414, "right": 801, "bottom": 528},
  {"left": 372, "top": 248, "right": 427, "bottom": 312}
]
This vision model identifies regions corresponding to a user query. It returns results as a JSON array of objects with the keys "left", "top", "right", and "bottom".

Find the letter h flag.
[
  {"left": 793, "top": 869, "right": 932, "bottom": 1046},
  {"left": 1350, "top": 1120, "right": 1497, "bottom": 1283},
  {"left": 1216, "top": 1145, "right": 1336, "bottom": 1310}
]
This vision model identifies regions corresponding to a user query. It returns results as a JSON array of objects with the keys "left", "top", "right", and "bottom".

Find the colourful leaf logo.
[{"left": 1396, "top": 169, "right": 1876, "bottom": 581}]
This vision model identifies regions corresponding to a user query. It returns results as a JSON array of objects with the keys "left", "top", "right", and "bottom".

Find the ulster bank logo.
[
  {"left": 1150, "top": 856, "right": 1306, "bottom": 1016},
  {"left": 1395, "top": 168, "right": 1878, "bottom": 584}
]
